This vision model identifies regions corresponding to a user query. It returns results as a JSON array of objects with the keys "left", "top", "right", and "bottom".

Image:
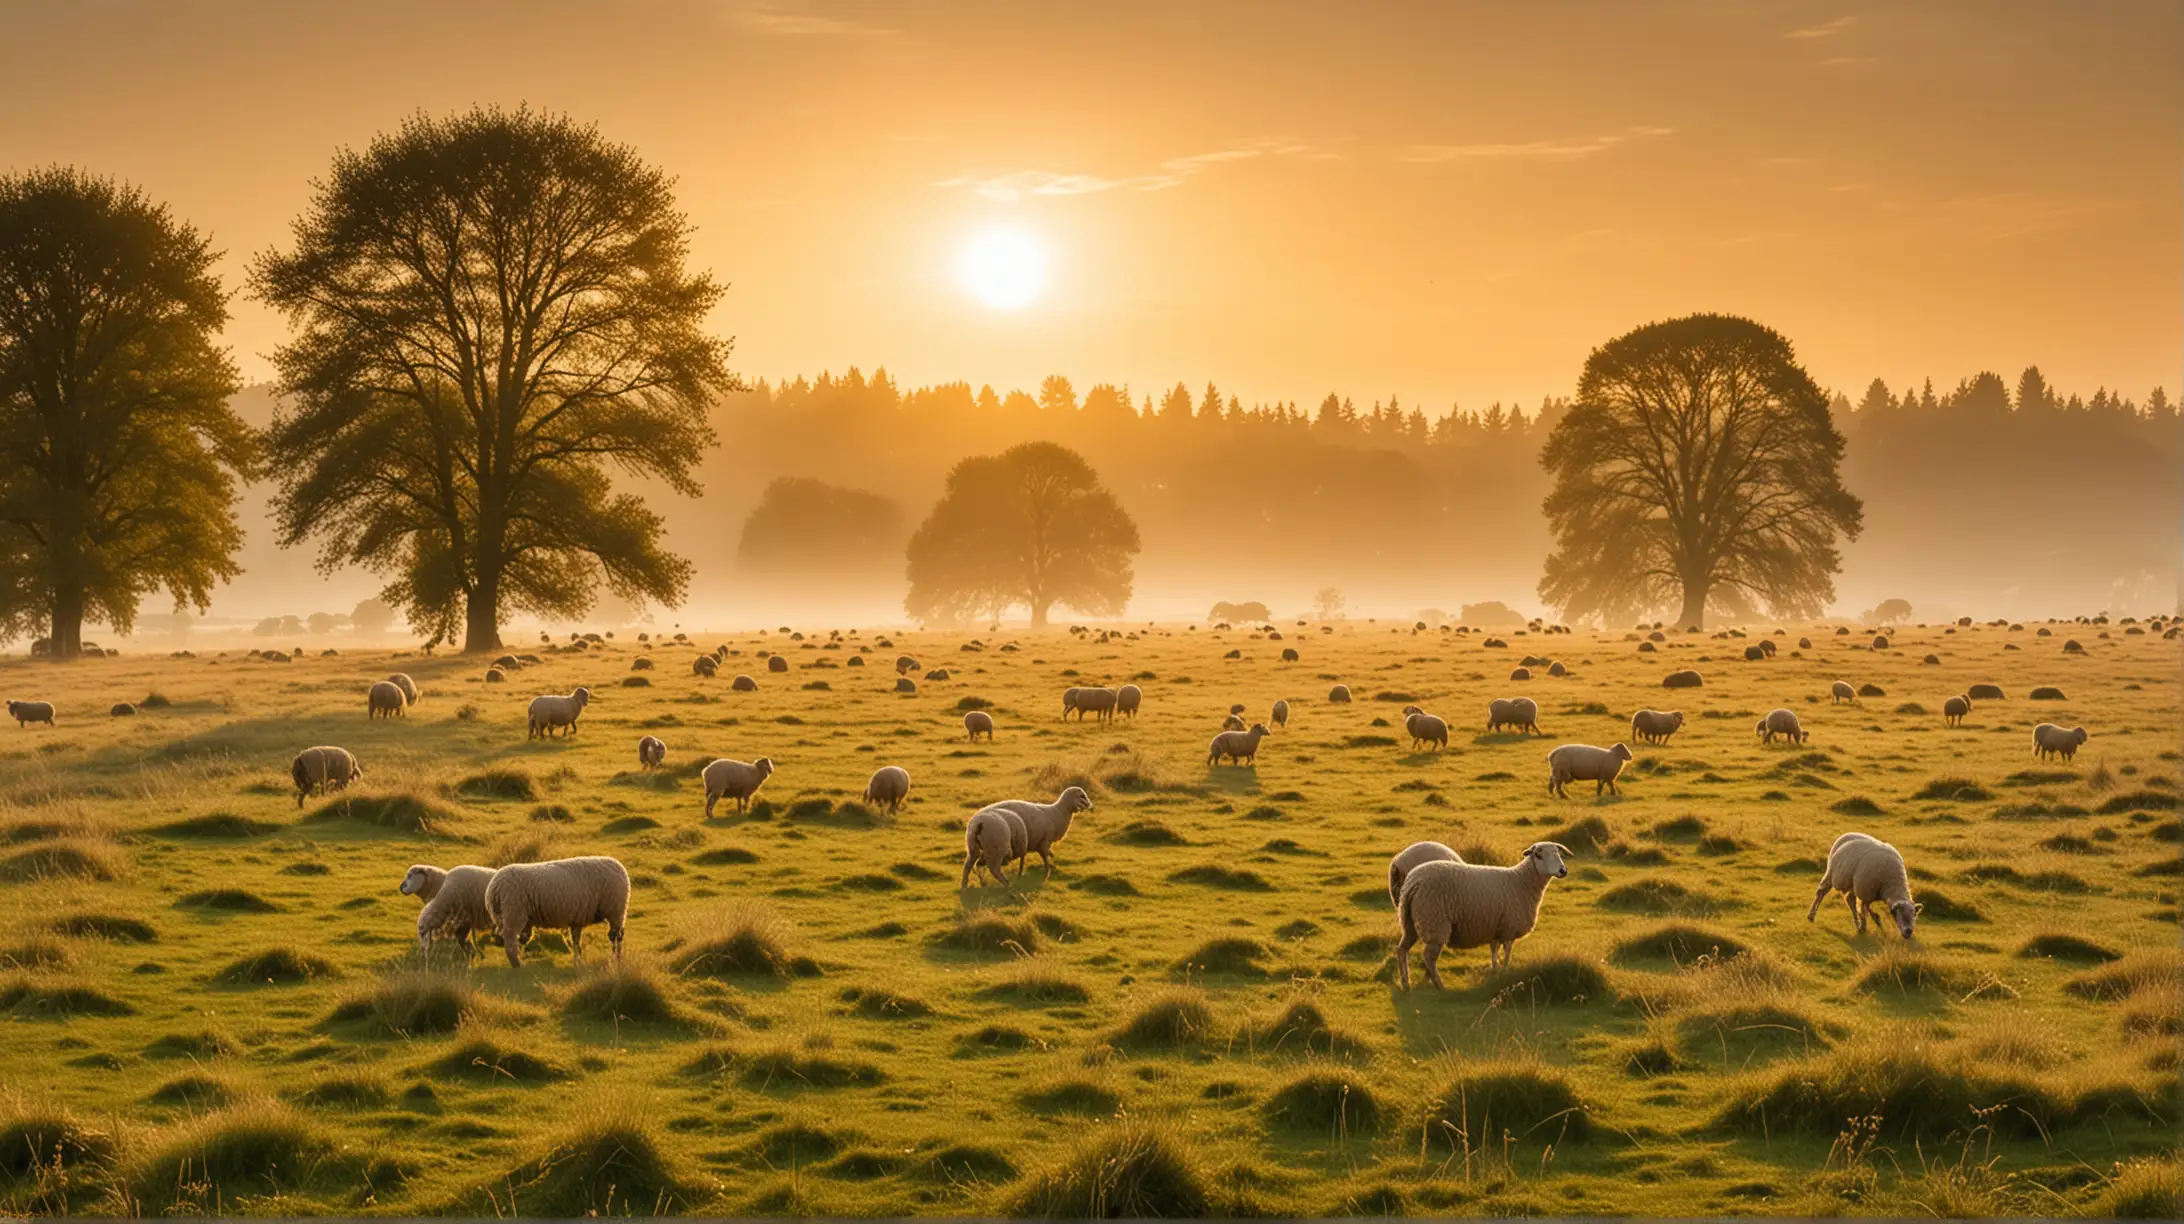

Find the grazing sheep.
[
  {"left": 290, "top": 745, "right": 362, "bottom": 807},
  {"left": 693, "top": 655, "right": 718, "bottom": 678},
  {"left": 402, "top": 863, "right": 496, "bottom": 953},
  {"left": 863, "top": 765, "right": 911, "bottom": 815},
  {"left": 1209, "top": 722, "right": 1273, "bottom": 766},
  {"left": 1757, "top": 708, "right": 1808, "bottom": 745},
  {"left": 1115, "top": 684, "right": 1143, "bottom": 719},
  {"left": 367, "top": 681, "right": 408, "bottom": 720},
  {"left": 1806, "top": 832, "right": 1917, "bottom": 940},
  {"left": 1222, "top": 712, "right": 1248, "bottom": 731},
  {"left": 894, "top": 677, "right": 917, "bottom": 695},
  {"left": 1662, "top": 670, "right": 1703, "bottom": 689},
  {"left": 1629, "top": 708, "right": 1683, "bottom": 745},
  {"left": 1743, "top": 645, "right": 1766, "bottom": 661},
  {"left": 1394, "top": 842, "right": 1573, "bottom": 987},
  {"left": 767, "top": 655, "right": 789, "bottom": 674},
  {"left": 895, "top": 654, "right": 919, "bottom": 675},
  {"left": 2032, "top": 723, "right": 2089, "bottom": 761},
  {"left": 1388, "top": 840, "right": 1462, "bottom": 906},
  {"left": 1064, "top": 687, "right": 1118, "bottom": 721},
  {"left": 1401, "top": 705, "right": 1449, "bottom": 751},
  {"left": 1328, "top": 684, "right": 1352, "bottom": 703},
  {"left": 1830, "top": 680, "right": 1856, "bottom": 704},
  {"left": 493, "top": 654, "right": 519, "bottom": 670},
  {"left": 637, "top": 735, "right": 667, "bottom": 770},
  {"left": 386, "top": 673, "right": 420, "bottom": 705},
  {"left": 484, "top": 856, "right": 631, "bottom": 968},
  {"left": 485, "top": 668, "right": 506, "bottom": 684},
  {"left": 982, "top": 786, "right": 1092, "bottom": 877},
  {"left": 526, "top": 688, "right": 593, "bottom": 739},
  {"left": 1546, "top": 743, "right": 1633, "bottom": 797},
  {"left": 1509, "top": 666, "right": 1532, "bottom": 681},
  {"left": 1967, "top": 683, "right": 2005, "bottom": 701},
  {"left": 702, "top": 757, "right": 775, "bottom": 817},
  {"left": 960, "top": 805, "right": 1031, "bottom": 888},
  {"left": 964, "top": 710, "right": 995, "bottom": 742},
  {"left": 1280, "top": 647, "right": 1300, "bottom": 663},
  {"left": 110, "top": 701, "right": 136, "bottom": 717},
  {"left": 1270, "top": 698, "right": 1290, "bottom": 729},
  {"left": 731, "top": 674, "right": 758, "bottom": 692},
  {"left": 1942, "top": 695, "right": 1972, "bottom": 727},
  {"left": 1547, "top": 661, "right": 1568, "bottom": 677},
  {"left": 1487, "top": 696, "right": 1542, "bottom": 736}
]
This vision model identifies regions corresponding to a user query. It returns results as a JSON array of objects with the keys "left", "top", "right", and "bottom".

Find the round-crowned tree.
[{"left": 905, "top": 442, "right": 1138, "bottom": 629}]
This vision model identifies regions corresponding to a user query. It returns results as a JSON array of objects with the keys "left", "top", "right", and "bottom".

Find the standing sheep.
[
  {"left": 1270, "top": 698, "right": 1290, "bottom": 729},
  {"left": 1629, "top": 709, "right": 1683, "bottom": 745},
  {"left": 526, "top": 688, "right": 593, "bottom": 739},
  {"left": 693, "top": 655, "right": 718, "bottom": 678},
  {"left": 637, "top": 735, "right": 667, "bottom": 770},
  {"left": 1388, "top": 840, "right": 1462, "bottom": 906},
  {"left": 1115, "top": 684, "right": 1143, "bottom": 719},
  {"left": 1401, "top": 705, "right": 1449, "bottom": 751},
  {"left": 290, "top": 745, "right": 363, "bottom": 807},
  {"left": 402, "top": 863, "right": 497, "bottom": 953},
  {"left": 484, "top": 855, "right": 631, "bottom": 968},
  {"left": 1805, "top": 832, "right": 1918, "bottom": 940},
  {"left": 982, "top": 786, "right": 1091, "bottom": 877},
  {"left": 1222, "top": 713, "right": 1248, "bottom": 731},
  {"left": 964, "top": 710, "right": 995, "bottom": 742},
  {"left": 1546, "top": 743, "right": 1633, "bottom": 797},
  {"left": 702, "top": 757, "right": 776, "bottom": 818},
  {"left": 1487, "top": 697, "right": 1543, "bottom": 735},
  {"left": 1209, "top": 722, "right": 1272, "bottom": 766},
  {"left": 1756, "top": 709, "right": 1808, "bottom": 745},
  {"left": 2032, "top": 723, "right": 2089, "bottom": 760},
  {"left": 1328, "top": 684, "right": 1352, "bottom": 704},
  {"left": 1830, "top": 681, "right": 1856, "bottom": 704},
  {"left": 960, "top": 804, "right": 1032, "bottom": 888},
  {"left": 367, "top": 681, "right": 408, "bottom": 720},
  {"left": 863, "top": 765, "right": 911, "bottom": 815},
  {"left": 6, "top": 700, "right": 56, "bottom": 728},
  {"left": 1394, "top": 842, "right": 1572, "bottom": 987},
  {"left": 1064, "top": 687, "right": 1118, "bottom": 721},
  {"left": 386, "top": 673, "right": 420, "bottom": 706},
  {"left": 1942, "top": 695, "right": 1972, "bottom": 727}
]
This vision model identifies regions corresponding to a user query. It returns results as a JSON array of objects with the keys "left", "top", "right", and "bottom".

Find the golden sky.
[{"left": 2, "top": 0, "right": 2176, "bottom": 409}]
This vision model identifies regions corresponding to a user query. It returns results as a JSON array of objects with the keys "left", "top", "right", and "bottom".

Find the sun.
[{"left": 960, "top": 230, "right": 1045, "bottom": 309}]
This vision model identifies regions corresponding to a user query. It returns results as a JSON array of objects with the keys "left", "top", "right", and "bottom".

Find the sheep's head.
[
  {"left": 1668, "top": 712, "right": 1684, "bottom": 728},
  {"left": 753, "top": 757, "right": 775, "bottom": 779},
  {"left": 1522, "top": 842, "right": 1572, "bottom": 879},
  {"left": 399, "top": 864, "right": 444, "bottom": 898},
  {"left": 1610, "top": 743, "right": 1634, "bottom": 762},
  {"left": 572, "top": 687, "right": 593, "bottom": 707},
  {"left": 1401, "top": 705, "right": 1423, "bottom": 717},
  {"left": 1755, "top": 719, "right": 1769, "bottom": 737},
  {"left": 1889, "top": 899, "right": 1919, "bottom": 940},
  {"left": 2070, "top": 727, "right": 2088, "bottom": 745},
  {"left": 1249, "top": 722, "right": 1271, "bottom": 736},
  {"left": 1058, "top": 785, "right": 1092, "bottom": 813},
  {"left": 1230, "top": 703, "right": 1247, "bottom": 715}
]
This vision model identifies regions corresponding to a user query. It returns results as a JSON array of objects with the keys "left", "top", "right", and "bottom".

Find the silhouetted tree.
[
  {"left": 736, "top": 477, "right": 903, "bottom": 583},
  {"left": 904, "top": 442, "right": 1138, "bottom": 629},
  {"left": 1037, "top": 375, "right": 1076, "bottom": 415},
  {"left": 307, "top": 612, "right": 338, "bottom": 635},
  {"left": 252, "top": 107, "right": 737, "bottom": 653},
  {"left": 1864, "top": 597, "right": 1913, "bottom": 624},
  {"left": 1314, "top": 586, "right": 1345, "bottom": 620},
  {"left": 1539, "top": 314, "right": 1863, "bottom": 628},
  {"left": 350, "top": 597, "right": 395, "bottom": 640},
  {"left": 0, "top": 169, "right": 252, "bottom": 659}
]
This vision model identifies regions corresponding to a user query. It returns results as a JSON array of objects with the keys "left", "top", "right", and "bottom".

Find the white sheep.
[
  {"left": 7, "top": 700, "right": 56, "bottom": 728},
  {"left": 1115, "top": 684, "right": 1143, "bottom": 719},
  {"left": 1394, "top": 842, "right": 1572, "bottom": 987},
  {"left": 290, "top": 745, "right": 362, "bottom": 807},
  {"left": 2032, "top": 723, "right": 2089, "bottom": 760},
  {"left": 386, "top": 673, "right": 420, "bottom": 705},
  {"left": 1388, "top": 840, "right": 1462, "bottom": 906},
  {"left": 484, "top": 855, "right": 631, "bottom": 967},
  {"left": 1756, "top": 708, "right": 1808, "bottom": 745},
  {"left": 1222, "top": 712, "right": 1248, "bottom": 731},
  {"left": 1328, "top": 684, "right": 1352, "bottom": 703},
  {"left": 1831, "top": 680, "right": 1857, "bottom": 704},
  {"left": 401, "top": 863, "right": 496, "bottom": 953},
  {"left": 964, "top": 710, "right": 995, "bottom": 742},
  {"left": 960, "top": 804, "right": 1031, "bottom": 888},
  {"left": 1805, "top": 832, "right": 1918, "bottom": 939},
  {"left": 1487, "top": 696, "right": 1542, "bottom": 735},
  {"left": 637, "top": 735, "right": 666, "bottom": 770},
  {"left": 526, "top": 687, "right": 593, "bottom": 739},
  {"left": 367, "top": 680, "right": 408, "bottom": 720},
  {"left": 702, "top": 757, "right": 775, "bottom": 818},
  {"left": 1546, "top": 742, "right": 1633, "bottom": 797},
  {"left": 863, "top": 765, "right": 910, "bottom": 814},
  {"left": 1401, "top": 705, "right": 1449, "bottom": 751},
  {"left": 1064, "top": 687, "right": 1118, "bottom": 721},
  {"left": 693, "top": 655, "right": 718, "bottom": 678},
  {"left": 1270, "top": 698, "right": 1290, "bottom": 729},
  {"left": 983, "top": 786, "right": 1092, "bottom": 876},
  {"left": 1629, "top": 709, "right": 1683, "bottom": 745},
  {"left": 1942, "top": 694, "right": 1972, "bottom": 727},
  {"left": 1209, "top": 722, "right": 1272, "bottom": 766}
]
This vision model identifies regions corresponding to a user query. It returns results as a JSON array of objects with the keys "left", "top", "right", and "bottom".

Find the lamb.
[
  {"left": 1805, "top": 832, "right": 1918, "bottom": 940},
  {"left": 1394, "top": 842, "right": 1572, "bottom": 987},
  {"left": 367, "top": 680, "right": 408, "bottom": 720},
  {"left": 863, "top": 765, "right": 911, "bottom": 815},
  {"left": 484, "top": 855, "right": 630, "bottom": 968},
  {"left": 386, "top": 673, "right": 420, "bottom": 705},
  {"left": 980, "top": 786, "right": 1092, "bottom": 877},
  {"left": 526, "top": 687, "right": 593, "bottom": 739},
  {"left": 963, "top": 710, "right": 995, "bottom": 742},
  {"left": 960, "top": 804, "right": 1032, "bottom": 888},
  {"left": 1388, "top": 840, "right": 1462, "bottom": 906},
  {"left": 2032, "top": 723, "right": 2089, "bottom": 760},
  {"left": 1208, "top": 722, "right": 1272, "bottom": 766},
  {"left": 702, "top": 757, "right": 775, "bottom": 817},
  {"left": 1942, "top": 695, "right": 1972, "bottom": 727},
  {"left": 7, "top": 700, "right": 55, "bottom": 728},
  {"left": 1757, "top": 709, "right": 1808, "bottom": 745},
  {"left": 1487, "top": 696, "right": 1542, "bottom": 735},
  {"left": 637, "top": 735, "right": 667, "bottom": 770},
  {"left": 1629, "top": 708, "right": 1683, "bottom": 745},
  {"left": 1401, "top": 705, "right": 1449, "bottom": 751},
  {"left": 290, "top": 745, "right": 362, "bottom": 807},
  {"left": 1270, "top": 698, "right": 1290, "bottom": 729},
  {"left": 1831, "top": 680, "right": 1857, "bottom": 704},
  {"left": 1115, "top": 684, "right": 1143, "bottom": 719},
  {"left": 401, "top": 863, "right": 496, "bottom": 953},
  {"left": 1546, "top": 742, "right": 1633, "bottom": 797}
]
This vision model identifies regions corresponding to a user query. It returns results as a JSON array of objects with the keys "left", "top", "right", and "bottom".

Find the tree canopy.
[
  {"left": 736, "top": 476, "right": 904, "bottom": 585},
  {"left": 904, "top": 441, "right": 1139, "bottom": 628},
  {"left": 1539, "top": 314, "right": 1863, "bottom": 628},
  {"left": 251, "top": 106, "right": 736, "bottom": 652},
  {"left": 0, "top": 168, "right": 251, "bottom": 658}
]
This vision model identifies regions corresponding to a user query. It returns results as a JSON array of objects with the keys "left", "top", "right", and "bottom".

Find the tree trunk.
[
  {"left": 1677, "top": 580, "right": 1708, "bottom": 631},
  {"left": 463, "top": 571, "right": 503, "bottom": 654},
  {"left": 49, "top": 584, "right": 84, "bottom": 661},
  {"left": 1029, "top": 600, "right": 1050, "bottom": 631}
]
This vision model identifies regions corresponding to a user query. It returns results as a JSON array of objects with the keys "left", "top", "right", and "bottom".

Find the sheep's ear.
[{"left": 1912, "top": 902, "right": 1924, "bottom": 914}]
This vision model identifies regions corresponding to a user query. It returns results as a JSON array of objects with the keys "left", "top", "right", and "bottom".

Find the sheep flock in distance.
[{"left": 0, "top": 613, "right": 2176, "bottom": 1217}]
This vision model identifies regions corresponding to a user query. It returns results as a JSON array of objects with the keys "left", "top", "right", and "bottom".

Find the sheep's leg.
[
  {"left": 500, "top": 917, "right": 525, "bottom": 968},
  {"left": 1807, "top": 884, "right": 1829, "bottom": 922},
  {"left": 1422, "top": 940, "right": 1445, "bottom": 989},
  {"left": 1847, "top": 894, "right": 1864, "bottom": 933},
  {"left": 1394, "top": 930, "right": 1415, "bottom": 990},
  {"left": 569, "top": 926, "right": 583, "bottom": 961}
]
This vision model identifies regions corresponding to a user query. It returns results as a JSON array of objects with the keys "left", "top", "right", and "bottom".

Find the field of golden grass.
[{"left": 0, "top": 617, "right": 2177, "bottom": 1217}]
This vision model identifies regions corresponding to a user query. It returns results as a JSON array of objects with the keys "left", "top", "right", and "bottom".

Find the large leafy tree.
[
  {"left": 1539, "top": 314, "right": 1862, "bottom": 628},
  {"left": 252, "top": 107, "right": 736, "bottom": 652},
  {"left": 905, "top": 442, "right": 1138, "bottom": 629},
  {"left": 0, "top": 169, "right": 251, "bottom": 659},
  {"left": 736, "top": 476, "right": 904, "bottom": 582}
]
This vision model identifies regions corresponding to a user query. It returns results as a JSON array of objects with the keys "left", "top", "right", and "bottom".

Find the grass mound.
[
  {"left": 1482, "top": 954, "right": 1613, "bottom": 1004},
  {"left": 0, "top": 978, "right": 134, "bottom": 1017},
  {"left": 1911, "top": 777, "right": 1992, "bottom": 801},
  {"left": 1829, "top": 796, "right": 1884, "bottom": 816},
  {"left": 303, "top": 791, "right": 457, "bottom": 834},
  {"left": 1718, "top": 1039, "right": 2061, "bottom": 1140},
  {"left": 146, "top": 1071, "right": 242, "bottom": 1109},
  {"left": 668, "top": 903, "right": 805, "bottom": 979},
  {"left": 1545, "top": 813, "right": 1613, "bottom": 850},
  {"left": 1249, "top": 999, "right": 1370, "bottom": 1058},
  {"left": 977, "top": 959, "right": 1091, "bottom": 1005},
  {"left": 1611, "top": 922, "right": 1750, "bottom": 966},
  {"left": 1020, "top": 1078, "right": 1123, "bottom": 1117},
  {"left": 1262, "top": 1067, "right": 1383, "bottom": 1134},
  {"left": 1853, "top": 949, "right": 1971, "bottom": 996},
  {"left": 1425, "top": 1061, "right": 1590, "bottom": 1147},
  {"left": 145, "top": 1030, "right": 240, "bottom": 1059},
  {"left": 560, "top": 960, "right": 686, "bottom": 1026},
  {"left": 2089, "top": 1157, "right": 2181, "bottom": 1219},
  {"left": 1174, "top": 936, "right": 1270, "bottom": 976},
  {"left": 1003, "top": 1119, "right": 1212, "bottom": 1217},
  {"left": 1068, "top": 873, "right": 1139, "bottom": 895},
  {"left": 51, "top": 913, "right": 155, "bottom": 942},
  {"left": 931, "top": 912, "right": 1040, "bottom": 958},
  {"left": 1109, "top": 820, "right": 1186, "bottom": 846},
  {"left": 453, "top": 767, "right": 540, "bottom": 801},
  {"left": 468, "top": 1106, "right": 703, "bottom": 1216},
  {"left": 292, "top": 1073, "right": 389, "bottom": 1109},
  {"left": 482, "top": 829, "right": 565, "bottom": 867},
  {"left": 128, "top": 1101, "right": 340, "bottom": 1213},
  {"left": 737, "top": 1044, "right": 886, "bottom": 1091},
  {"left": 1674, "top": 1002, "right": 1833, "bottom": 1066},
  {"left": 1166, "top": 864, "right": 1273, "bottom": 891},
  {"left": 2099, "top": 789, "right": 2180, "bottom": 814},
  {"left": 326, "top": 967, "right": 479, "bottom": 1036},
  {"left": 1107, "top": 988, "right": 1216, "bottom": 1051},
  {"left": 838, "top": 985, "right": 932, "bottom": 1019},
  {"left": 0, "top": 840, "right": 122, "bottom": 883},
  {"left": 528, "top": 803, "right": 575, "bottom": 823},
  {"left": 1596, "top": 877, "right": 1722, "bottom": 915},
  {"left": 690, "top": 846, "right": 759, "bottom": 866},
  {"left": 429, "top": 1030, "right": 568, "bottom": 1084},
  {"left": 2063, "top": 951, "right": 2182, "bottom": 1002},
  {"left": 2016, "top": 932, "right": 2120, "bottom": 964},
  {"left": 214, "top": 947, "right": 337, "bottom": 985},
  {"left": 1913, "top": 887, "right": 1986, "bottom": 921},
  {"left": 0, "top": 1105, "right": 115, "bottom": 1180},
  {"left": 154, "top": 812, "right": 284, "bottom": 838},
  {"left": 175, "top": 888, "right": 278, "bottom": 913}
]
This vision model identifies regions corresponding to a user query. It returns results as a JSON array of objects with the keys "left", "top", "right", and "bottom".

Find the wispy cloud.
[
  {"left": 1398, "top": 125, "right": 1674, "bottom": 165},
  {"left": 724, "top": 3, "right": 896, "bottom": 37},
  {"left": 937, "top": 140, "right": 1314, "bottom": 202},
  {"left": 1787, "top": 14, "right": 1856, "bottom": 39}
]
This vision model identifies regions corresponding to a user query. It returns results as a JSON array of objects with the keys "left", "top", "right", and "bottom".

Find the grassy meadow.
[{"left": 0, "top": 617, "right": 2177, "bottom": 1217}]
